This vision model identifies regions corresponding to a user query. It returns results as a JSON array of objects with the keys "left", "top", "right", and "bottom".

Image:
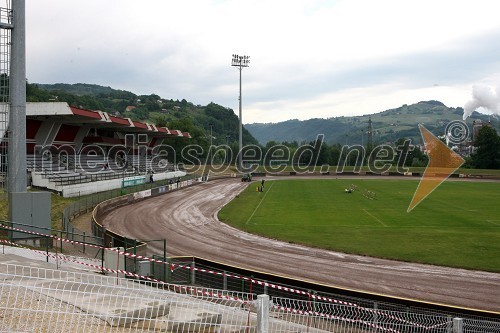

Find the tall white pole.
[
  {"left": 210, "top": 123, "right": 213, "bottom": 165},
  {"left": 238, "top": 65, "right": 242, "bottom": 172},
  {"left": 9, "top": 0, "right": 27, "bottom": 193},
  {"left": 231, "top": 54, "right": 249, "bottom": 173}
]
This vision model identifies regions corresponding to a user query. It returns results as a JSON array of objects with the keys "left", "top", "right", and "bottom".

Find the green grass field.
[{"left": 218, "top": 179, "right": 500, "bottom": 272}]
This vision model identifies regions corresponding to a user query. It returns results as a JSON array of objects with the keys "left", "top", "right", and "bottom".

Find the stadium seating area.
[
  {"left": 17, "top": 102, "right": 189, "bottom": 196},
  {"left": 29, "top": 151, "right": 181, "bottom": 195}
]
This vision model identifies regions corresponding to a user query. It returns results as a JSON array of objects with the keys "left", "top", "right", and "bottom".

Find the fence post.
[
  {"left": 163, "top": 239, "right": 167, "bottom": 283},
  {"left": 223, "top": 270, "right": 227, "bottom": 290},
  {"left": 45, "top": 235, "right": 49, "bottom": 263},
  {"left": 101, "top": 226, "right": 106, "bottom": 274},
  {"left": 190, "top": 261, "right": 196, "bottom": 285},
  {"left": 133, "top": 239, "right": 137, "bottom": 273},
  {"left": 453, "top": 318, "right": 463, "bottom": 333},
  {"left": 124, "top": 238, "right": 128, "bottom": 273},
  {"left": 256, "top": 294, "right": 269, "bottom": 333},
  {"left": 373, "top": 301, "right": 378, "bottom": 328}
]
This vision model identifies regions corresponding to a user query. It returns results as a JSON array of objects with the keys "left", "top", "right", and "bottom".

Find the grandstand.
[{"left": 13, "top": 102, "right": 190, "bottom": 197}]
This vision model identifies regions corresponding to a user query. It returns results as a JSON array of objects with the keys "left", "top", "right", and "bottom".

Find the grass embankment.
[{"left": 219, "top": 179, "right": 500, "bottom": 272}]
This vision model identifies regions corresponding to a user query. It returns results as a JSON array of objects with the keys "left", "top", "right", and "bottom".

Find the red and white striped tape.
[
  {"left": 0, "top": 239, "right": 248, "bottom": 304},
  {"left": 273, "top": 304, "right": 404, "bottom": 333},
  {"left": 0, "top": 223, "right": 451, "bottom": 330}
]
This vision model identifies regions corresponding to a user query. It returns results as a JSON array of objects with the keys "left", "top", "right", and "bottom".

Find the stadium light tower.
[{"left": 231, "top": 54, "right": 250, "bottom": 172}]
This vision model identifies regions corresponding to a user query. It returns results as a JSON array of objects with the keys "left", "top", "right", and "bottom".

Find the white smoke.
[{"left": 463, "top": 84, "right": 500, "bottom": 120}]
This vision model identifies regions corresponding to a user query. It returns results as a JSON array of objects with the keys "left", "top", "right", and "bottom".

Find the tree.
[
  {"left": 471, "top": 126, "right": 500, "bottom": 169},
  {"left": 153, "top": 115, "right": 169, "bottom": 127}
]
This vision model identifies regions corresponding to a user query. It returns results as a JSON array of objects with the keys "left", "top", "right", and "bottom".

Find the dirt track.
[{"left": 102, "top": 178, "right": 500, "bottom": 312}]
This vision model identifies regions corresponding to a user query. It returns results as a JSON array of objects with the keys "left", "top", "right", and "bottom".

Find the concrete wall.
[{"left": 32, "top": 170, "right": 186, "bottom": 197}]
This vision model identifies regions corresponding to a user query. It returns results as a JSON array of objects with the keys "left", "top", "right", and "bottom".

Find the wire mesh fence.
[
  {"left": 177, "top": 261, "right": 500, "bottom": 332},
  {"left": 269, "top": 296, "right": 455, "bottom": 333},
  {"left": 0, "top": 263, "right": 255, "bottom": 333},
  {"left": 2, "top": 262, "right": 498, "bottom": 333}
]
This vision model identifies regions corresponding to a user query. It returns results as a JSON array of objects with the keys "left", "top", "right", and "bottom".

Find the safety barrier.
[
  {"left": 2, "top": 247, "right": 499, "bottom": 332},
  {"left": 2, "top": 222, "right": 499, "bottom": 332}
]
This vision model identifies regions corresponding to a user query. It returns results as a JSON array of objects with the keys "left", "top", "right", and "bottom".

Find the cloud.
[{"left": 26, "top": 0, "right": 500, "bottom": 123}]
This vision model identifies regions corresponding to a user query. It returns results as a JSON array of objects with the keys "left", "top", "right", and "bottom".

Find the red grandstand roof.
[
  {"left": 132, "top": 121, "right": 148, "bottom": 129},
  {"left": 70, "top": 107, "right": 102, "bottom": 119},
  {"left": 109, "top": 115, "right": 131, "bottom": 126},
  {"left": 67, "top": 105, "right": 187, "bottom": 137},
  {"left": 157, "top": 127, "right": 171, "bottom": 134}
]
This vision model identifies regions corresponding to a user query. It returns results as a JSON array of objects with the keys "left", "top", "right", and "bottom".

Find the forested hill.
[
  {"left": 245, "top": 101, "right": 499, "bottom": 145},
  {"left": 27, "top": 82, "right": 259, "bottom": 147}
]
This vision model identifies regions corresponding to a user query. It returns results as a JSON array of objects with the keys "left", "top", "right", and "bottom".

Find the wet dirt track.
[{"left": 102, "top": 178, "right": 500, "bottom": 312}]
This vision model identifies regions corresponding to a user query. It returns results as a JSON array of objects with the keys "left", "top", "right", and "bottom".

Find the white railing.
[
  {"left": 0, "top": 263, "right": 254, "bottom": 333},
  {"left": 1, "top": 261, "right": 494, "bottom": 333}
]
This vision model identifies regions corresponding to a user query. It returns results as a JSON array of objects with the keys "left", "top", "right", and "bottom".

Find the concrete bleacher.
[
  {"left": 42, "top": 170, "right": 91, "bottom": 186},
  {"left": 27, "top": 153, "right": 64, "bottom": 172},
  {"left": 129, "top": 155, "right": 174, "bottom": 173},
  {"left": 29, "top": 151, "right": 186, "bottom": 197},
  {"left": 130, "top": 155, "right": 153, "bottom": 173}
]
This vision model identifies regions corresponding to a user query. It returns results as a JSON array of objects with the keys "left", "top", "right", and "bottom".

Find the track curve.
[{"left": 102, "top": 178, "right": 500, "bottom": 312}]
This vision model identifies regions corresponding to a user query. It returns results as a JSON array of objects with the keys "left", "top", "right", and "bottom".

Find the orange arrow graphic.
[{"left": 407, "top": 124, "right": 465, "bottom": 212}]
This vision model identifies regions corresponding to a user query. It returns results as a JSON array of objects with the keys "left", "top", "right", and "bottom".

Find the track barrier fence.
[{"left": 1, "top": 221, "right": 499, "bottom": 332}]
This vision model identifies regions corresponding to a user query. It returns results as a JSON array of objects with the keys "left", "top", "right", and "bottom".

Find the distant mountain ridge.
[
  {"left": 37, "top": 83, "right": 130, "bottom": 97},
  {"left": 246, "top": 101, "right": 499, "bottom": 145}
]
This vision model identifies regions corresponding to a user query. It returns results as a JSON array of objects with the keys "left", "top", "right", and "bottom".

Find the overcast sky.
[{"left": 26, "top": 0, "right": 500, "bottom": 124}]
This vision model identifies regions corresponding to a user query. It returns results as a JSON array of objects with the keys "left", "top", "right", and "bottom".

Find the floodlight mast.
[{"left": 231, "top": 54, "right": 250, "bottom": 172}]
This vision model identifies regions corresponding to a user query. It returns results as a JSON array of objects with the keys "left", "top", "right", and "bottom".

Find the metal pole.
[
  {"left": 8, "top": 0, "right": 27, "bottom": 194},
  {"left": 231, "top": 54, "right": 249, "bottom": 172},
  {"left": 45, "top": 236, "right": 49, "bottom": 263},
  {"left": 208, "top": 123, "right": 213, "bottom": 170},
  {"left": 452, "top": 318, "right": 463, "bottom": 333},
  {"left": 163, "top": 239, "right": 167, "bottom": 283},
  {"left": 190, "top": 261, "right": 196, "bottom": 285},
  {"left": 238, "top": 66, "right": 243, "bottom": 172},
  {"left": 226, "top": 135, "right": 230, "bottom": 165},
  {"left": 256, "top": 294, "right": 269, "bottom": 333},
  {"left": 101, "top": 226, "right": 106, "bottom": 274}
]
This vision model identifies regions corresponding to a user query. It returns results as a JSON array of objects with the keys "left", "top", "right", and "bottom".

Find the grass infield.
[{"left": 218, "top": 179, "right": 500, "bottom": 272}]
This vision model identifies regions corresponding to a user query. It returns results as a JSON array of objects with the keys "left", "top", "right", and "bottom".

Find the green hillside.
[{"left": 246, "top": 101, "right": 499, "bottom": 145}]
